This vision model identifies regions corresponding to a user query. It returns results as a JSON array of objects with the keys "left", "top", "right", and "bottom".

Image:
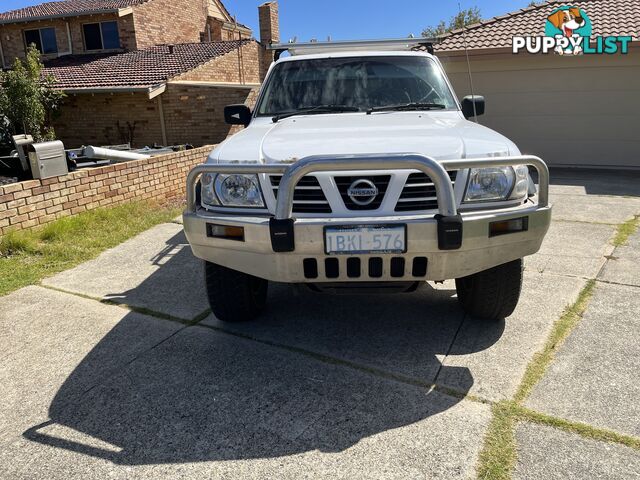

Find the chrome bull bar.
[{"left": 186, "top": 153, "right": 549, "bottom": 252}]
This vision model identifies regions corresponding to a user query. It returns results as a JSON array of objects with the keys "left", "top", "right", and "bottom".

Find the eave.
[{"left": 58, "top": 83, "right": 166, "bottom": 99}]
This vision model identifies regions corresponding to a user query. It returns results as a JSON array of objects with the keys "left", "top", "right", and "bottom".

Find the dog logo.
[
  {"left": 545, "top": 6, "right": 591, "bottom": 55},
  {"left": 513, "top": 5, "right": 631, "bottom": 55}
]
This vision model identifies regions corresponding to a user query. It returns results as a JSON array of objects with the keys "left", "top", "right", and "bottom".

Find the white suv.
[{"left": 183, "top": 46, "right": 552, "bottom": 322}]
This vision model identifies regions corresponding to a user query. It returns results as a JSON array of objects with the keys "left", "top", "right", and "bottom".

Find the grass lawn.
[{"left": 0, "top": 200, "right": 182, "bottom": 297}]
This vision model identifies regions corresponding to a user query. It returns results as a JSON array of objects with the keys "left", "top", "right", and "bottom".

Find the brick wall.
[
  {"left": 205, "top": 18, "right": 252, "bottom": 42},
  {"left": 118, "top": 13, "right": 137, "bottom": 52},
  {"left": 0, "top": 13, "right": 130, "bottom": 65},
  {"left": 0, "top": 146, "right": 212, "bottom": 236},
  {"left": 161, "top": 84, "right": 258, "bottom": 145},
  {"left": 131, "top": 0, "right": 208, "bottom": 49},
  {"left": 51, "top": 84, "right": 258, "bottom": 149},
  {"left": 175, "top": 40, "right": 264, "bottom": 83},
  {"left": 52, "top": 92, "right": 164, "bottom": 148}
]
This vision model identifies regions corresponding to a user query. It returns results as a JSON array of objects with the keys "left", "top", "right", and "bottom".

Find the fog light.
[
  {"left": 489, "top": 217, "right": 528, "bottom": 237},
  {"left": 206, "top": 223, "right": 245, "bottom": 241}
]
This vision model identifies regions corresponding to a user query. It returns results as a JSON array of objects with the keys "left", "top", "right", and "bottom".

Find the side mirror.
[
  {"left": 224, "top": 104, "right": 252, "bottom": 127},
  {"left": 461, "top": 95, "right": 485, "bottom": 119}
]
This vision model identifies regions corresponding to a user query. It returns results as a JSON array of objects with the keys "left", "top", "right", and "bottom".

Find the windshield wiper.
[
  {"left": 366, "top": 102, "right": 447, "bottom": 114},
  {"left": 272, "top": 105, "right": 360, "bottom": 123}
]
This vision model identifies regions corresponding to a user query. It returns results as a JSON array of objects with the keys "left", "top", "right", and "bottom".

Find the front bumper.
[{"left": 183, "top": 154, "right": 552, "bottom": 282}]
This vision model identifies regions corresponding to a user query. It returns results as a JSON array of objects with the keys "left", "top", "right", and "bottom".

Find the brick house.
[{"left": 0, "top": 0, "right": 280, "bottom": 148}]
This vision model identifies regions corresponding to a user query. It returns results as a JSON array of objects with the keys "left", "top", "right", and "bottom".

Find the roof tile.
[
  {"left": 435, "top": 0, "right": 640, "bottom": 52},
  {"left": 0, "top": 0, "right": 148, "bottom": 22},
  {"left": 43, "top": 40, "right": 253, "bottom": 90}
]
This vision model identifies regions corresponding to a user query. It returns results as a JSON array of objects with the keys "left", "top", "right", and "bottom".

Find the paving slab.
[
  {"left": 514, "top": 422, "right": 640, "bottom": 480},
  {"left": 599, "top": 229, "right": 640, "bottom": 287},
  {"left": 526, "top": 282, "right": 640, "bottom": 437},
  {"left": 549, "top": 193, "right": 640, "bottom": 224},
  {"left": 0, "top": 286, "right": 181, "bottom": 442},
  {"left": 2, "top": 325, "right": 491, "bottom": 479},
  {"left": 203, "top": 281, "right": 473, "bottom": 389},
  {"left": 526, "top": 220, "right": 615, "bottom": 278},
  {"left": 42, "top": 223, "right": 208, "bottom": 322},
  {"left": 436, "top": 272, "right": 586, "bottom": 401}
]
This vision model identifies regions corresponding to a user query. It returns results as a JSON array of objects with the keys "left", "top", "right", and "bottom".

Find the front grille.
[
  {"left": 270, "top": 175, "right": 332, "bottom": 214},
  {"left": 395, "top": 170, "right": 458, "bottom": 212},
  {"left": 334, "top": 175, "right": 391, "bottom": 210}
]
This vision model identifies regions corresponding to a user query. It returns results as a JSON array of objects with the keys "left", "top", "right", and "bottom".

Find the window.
[
  {"left": 257, "top": 56, "right": 458, "bottom": 116},
  {"left": 24, "top": 27, "right": 58, "bottom": 54},
  {"left": 83, "top": 21, "right": 120, "bottom": 51}
]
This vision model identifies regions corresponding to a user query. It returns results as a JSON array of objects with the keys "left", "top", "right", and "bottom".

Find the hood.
[{"left": 208, "top": 111, "right": 519, "bottom": 164}]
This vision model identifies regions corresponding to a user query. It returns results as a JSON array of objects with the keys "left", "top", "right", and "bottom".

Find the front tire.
[
  {"left": 204, "top": 261, "right": 268, "bottom": 322},
  {"left": 455, "top": 259, "right": 523, "bottom": 320}
]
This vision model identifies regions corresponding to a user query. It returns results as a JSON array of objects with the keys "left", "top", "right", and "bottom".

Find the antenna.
[{"left": 458, "top": 2, "right": 478, "bottom": 123}]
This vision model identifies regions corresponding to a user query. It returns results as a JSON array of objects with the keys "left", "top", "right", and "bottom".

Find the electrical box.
[{"left": 27, "top": 141, "right": 68, "bottom": 179}]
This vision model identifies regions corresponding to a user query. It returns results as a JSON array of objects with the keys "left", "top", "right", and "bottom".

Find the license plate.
[{"left": 324, "top": 225, "right": 406, "bottom": 255}]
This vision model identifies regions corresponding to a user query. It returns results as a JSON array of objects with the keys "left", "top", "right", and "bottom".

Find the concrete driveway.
[{"left": 1, "top": 170, "right": 639, "bottom": 479}]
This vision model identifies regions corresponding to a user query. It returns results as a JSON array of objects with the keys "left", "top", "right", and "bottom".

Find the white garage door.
[{"left": 440, "top": 51, "right": 640, "bottom": 169}]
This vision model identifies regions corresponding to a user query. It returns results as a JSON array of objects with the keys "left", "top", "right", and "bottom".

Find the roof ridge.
[
  {"left": 149, "top": 39, "right": 250, "bottom": 46},
  {"left": 139, "top": 38, "right": 253, "bottom": 52}
]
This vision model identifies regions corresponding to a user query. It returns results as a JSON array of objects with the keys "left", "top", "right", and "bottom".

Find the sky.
[{"left": 1, "top": 0, "right": 534, "bottom": 41}]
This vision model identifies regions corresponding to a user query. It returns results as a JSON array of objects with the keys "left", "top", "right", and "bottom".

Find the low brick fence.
[{"left": 0, "top": 145, "right": 213, "bottom": 236}]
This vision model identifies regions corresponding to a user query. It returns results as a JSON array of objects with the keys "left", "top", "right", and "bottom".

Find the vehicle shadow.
[
  {"left": 99, "top": 229, "right": 208, "bottom": 322},
  {"left": 213, "top": 282, "right": 496, "bottom": 384},
  {"left": 548, "top": 167, "right": 640, "bottom": 197},
  {"left": 23, "top": 247, "right": 505, "bottom": 466}
]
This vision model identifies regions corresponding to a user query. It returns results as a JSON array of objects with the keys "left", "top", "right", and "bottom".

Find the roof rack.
[{"left": 268, "top": 37, "right": 437, "bottom": 58}]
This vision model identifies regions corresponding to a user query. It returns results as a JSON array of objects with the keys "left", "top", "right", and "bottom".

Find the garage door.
[{"left": 440, "top": 51, "right": 640, "bottom": 169}]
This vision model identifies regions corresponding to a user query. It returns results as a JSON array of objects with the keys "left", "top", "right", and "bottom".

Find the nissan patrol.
[{"left": 183, "top": 40, "right": 552, "bottom": 322}]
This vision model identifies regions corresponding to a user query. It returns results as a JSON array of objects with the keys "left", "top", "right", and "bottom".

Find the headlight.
[
  {"left": 200, "top": 173, "right": 218, "bottom": 207},
  {"left": 464, "top": 167, "right": 515, "bottom": 202},
  {"left": 464, "top": 165, "right": 530, "bottom": 202},
  {"left": 214, "top": 174, "right": 264, "bottom": 208},
  {"left": 510, "top": 165, "right": 530, "bottom": 200}
]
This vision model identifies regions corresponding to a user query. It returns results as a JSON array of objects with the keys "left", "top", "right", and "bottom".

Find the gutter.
[
  {"left": 0, "top": 38, "right": 5, "bottom": 69},
  {"left": 157, "top": 96, "right": 168, "bottom": 146},
  {"left": 435, "top": 40, "right": 640, "bottom": 58},
  {"left": 0, "top": 7, "right": 131, "bottom": 25},
  {"left": 60, "top": 83, "right": 167, "bottom": 99},
  {"left": 168, "top": 80, "right": 260, "bottom": 89},
  {"left": 65, "top": 22, "right": 72, "bottom": 55}
]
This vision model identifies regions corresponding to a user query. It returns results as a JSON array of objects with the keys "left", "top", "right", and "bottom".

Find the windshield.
[{"left": 256, "top": 55, "right": 458, "bottom": 116}]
